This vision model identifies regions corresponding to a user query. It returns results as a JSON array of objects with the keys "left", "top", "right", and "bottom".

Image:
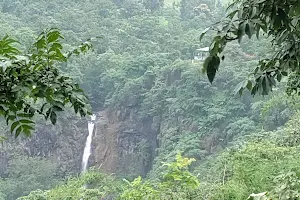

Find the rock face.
[
  {"left": 0, "top": 115, "right": 87, "bottom": 177},
  {"left": 91, "top": 111, "right": 118, "bottom": 173},
  {"left": 0, "top": 109, "right": 159, "bottom": 178},
  {"left": 91, "top": 110, "right": 158, "bottom": 177}
]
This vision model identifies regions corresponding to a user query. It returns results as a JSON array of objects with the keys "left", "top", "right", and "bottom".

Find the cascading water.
[{"left": 81, "top": 114, "right": 96, "bottom": 173}]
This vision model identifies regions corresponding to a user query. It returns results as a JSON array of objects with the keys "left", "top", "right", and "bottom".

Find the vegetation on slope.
[{"left": 1, "top": 0, "right": 300, "bottom": 199}]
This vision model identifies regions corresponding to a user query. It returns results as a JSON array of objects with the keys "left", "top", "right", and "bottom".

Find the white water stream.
[{"left": 81, "top": 114, "right": 96, "bottom": 173}]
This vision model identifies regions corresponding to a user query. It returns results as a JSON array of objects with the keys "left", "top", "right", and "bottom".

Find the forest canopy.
[{"left": 1, "top": 0, "right": 300, "bottom": 200}]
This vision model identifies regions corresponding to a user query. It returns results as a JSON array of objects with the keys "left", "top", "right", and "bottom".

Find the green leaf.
[
  {"left": 227, "top": 9, "right": 239, "bottom": 19},
  {"left": 36, "top": 37, "right": 46, "bottom": 49},
  {"left": 6, "top": 115, "right": 16, "bottom": 125},
  {"left": 47, "top": 30, "right": 62, "bottom": 43},
  {"left": 17, "top": 113, "right": 34, "bottom": 118},
  {"left": 207, "top": 56, "right": 220, "bottom": 83},
  {"left": 202, "top": 55, "right": 213, "bottom": 73},
  {"left": 11, "top": 120, "right": 20, "bottom": 133},
  {"left": 19, "top": 119, "right": 35, "bottom": 124},
  {"left": 211, "top": 40, "right": 220, "bottom": 55},
  {"left": 200, "top": 27, "right": 210, "bottom": 42},
  {"left": 50, "top": 111, "right": 57, "bottom": 124},
  {"left": 262, "top": 76, "right": 269, "bottom": 95},
  {"left": 245, "top": 22, "right": 255, "bottom": 39},
  {"left": 273, "top": 15, "right": 282, "bottom": 29},
  {"left": 46, "top": 108, "right": 52, "bottom": 120},
  {"left": 246, "top": 80, "right": 253, "bottom": 91},
  {"left": 15, "top": 126, "right": 22, "bottom": 138},
  {"left": 21, "top": 124, "right": 34, "bottom": 137},
  {"left": 52, "top": 105, "right": 63, "bottom": 112},
  {"left": 277, "top": 73, "right": 282, "bottom": 82},
  {"left": 251, "top": 85, "right": 258, "bottom": 96},
  {"left": 50, "top": 42, "right": 63, "bottom": 50},
  {"left": 40, "top": 103, "right": 48, "bottom": 113}
]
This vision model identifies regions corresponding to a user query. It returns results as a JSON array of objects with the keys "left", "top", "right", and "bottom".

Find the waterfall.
[{"left": 81, "top": 114, "right": 96, "bottom": 173}]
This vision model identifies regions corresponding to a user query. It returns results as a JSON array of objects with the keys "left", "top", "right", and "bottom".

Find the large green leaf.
[{"left": 206, "top": 55, "right": 220, "bottom": 83}]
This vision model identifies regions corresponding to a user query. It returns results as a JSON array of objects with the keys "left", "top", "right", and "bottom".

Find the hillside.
[{"left": 0, "top": 0, "right": 300, "bottom": 199}]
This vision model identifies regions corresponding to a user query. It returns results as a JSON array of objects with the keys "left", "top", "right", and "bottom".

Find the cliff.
[
  {"left": 0, "top": 109, "right": 159, "bottom": 178},
  {"left": 90, "top": 109, "right": 158, "bottom": 177}
]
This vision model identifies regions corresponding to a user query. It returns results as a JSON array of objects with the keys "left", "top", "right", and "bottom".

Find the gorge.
[{"left": 2, "top": 0, "right": 300, "bottom": 199}]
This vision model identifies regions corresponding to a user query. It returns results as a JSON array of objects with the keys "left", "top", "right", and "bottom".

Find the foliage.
[
  {"left": 142, "top": 0, "right": 164, "bottom": 11},
  {"left": 19, "top": 154, "right": 199, "bottom": 200},
  {"left": 0, "top": 156, "right": 60, "bottom": 200},
  {"left": 246, "top": 171, "right": 300, "bottom": 200},
  {"left": 279, "top": 111, "right": 300, "bottom": 147},
  {"left": 2, "top": 0, "right": 300, "bottom": 199},
  {"left": 121, "top": 153, "right": 199, "bottom": 200},
  {"left": 18, "top": 169, "right": 122, "bottom": 200},
  {"left": 121, "top": 177, "right": 159, "bottom": 200},
  {"left": 202, "top": 0, "right": 300, "bottom": 96},
  {"left": 259, "top": 93, "right": 300, "bottom": 130},
  {"left": 206, "top": 111, "right": 300, "bottom": 200},
  {"left": 0, "top": 28, "right": 93, "bottom": 137},
  {"left": 271, "top": 171, "right": 300, "bottom": 200}
]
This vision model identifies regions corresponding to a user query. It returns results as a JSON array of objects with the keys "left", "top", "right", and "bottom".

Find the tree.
[
  {"left": 0, "top": 28, "right": 93, "bottom": 138},
  {"left": 142, "top": 0, "right": 164, "bottom": 11},
  {"left": 0, "top": 156, "right": 60, "bottom": 200},
  {"left": 201, "top": 0, "right": 300, "bottom": 96}
]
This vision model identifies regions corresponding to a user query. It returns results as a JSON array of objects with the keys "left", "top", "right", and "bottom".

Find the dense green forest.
[{"left": 1, "top": 0, "right": 300, "bottom": 199}]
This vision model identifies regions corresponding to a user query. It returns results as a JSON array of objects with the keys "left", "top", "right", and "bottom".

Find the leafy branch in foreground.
[
  {"left": 201, "top": 0, "right": 300, "bottom": 96},
  {"left": 0, "top": 28, "right": 94, "bottom": 137},
  {"left": 121, "top": 154, "right": 199, "bottom": 200}
]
